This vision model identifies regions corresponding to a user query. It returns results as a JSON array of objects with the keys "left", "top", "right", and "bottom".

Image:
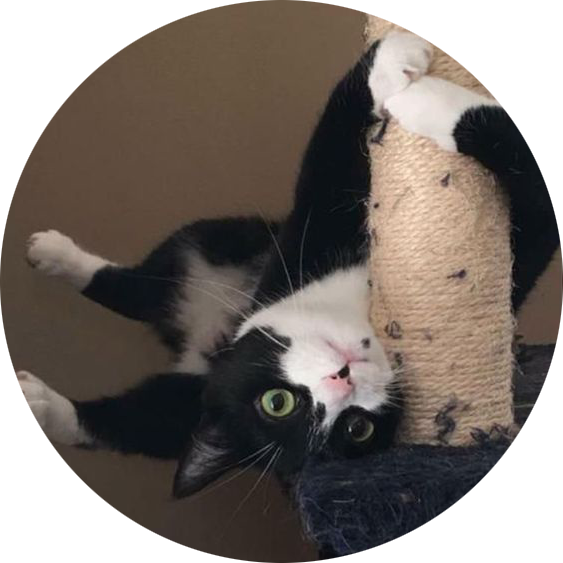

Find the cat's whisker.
[
  {"left": 249, "top": 359, "right": 279, "bottom": 370},
  {"left": 380, "top": 390, "right": 403, "bottom": 408},
  {"left": 115, "top": 269, "right": 273, "bottom": 312},
  {"left": 224, "top": 445, "right": 282, "bottom": 531},
  {"left": 306, "top": 426, "right": 316, "bottom": 452},
  {"left": 115, "top": 269, "right": 249, "bottom": 312},
  {"left": 255, "top": 206, "right": 301, "bottom": 316},
  {"left": 184, "top": 442, "right": 276, "bottom": 503},
  {"left": 382, "top": 398, "right": 402, "bottom": 409},
  {"left": 298, "top": 209, "right": 312, "bottom": 293},
  {"left": 261, "top": 447, "right": 283, "bottom": 512},
  {"left": 139, "top": 273, "right": 290, "bottom": 351},
  {"left": 184, "top": 275, "right": 271, "bottom": 311},
  {"left": 295, "top": 209, "right": 313, "bottom": 337},
  {"left": 180, "top": 282, "right": 289, "bottom": 351},
  {"left": 219, "top": 441, "right": 276, "bottom": 474},
  {"left": 251, "top": 326, "right": 291, "bottom": 351},
  {"left": 260, "top": 448, "right": 284, "bottom": 516},
  {"left": 206, "top": 345, "right": 235, "bottom": 358},
  {"left": 265, "top": 446, "right": 283, "bottom": 498}
]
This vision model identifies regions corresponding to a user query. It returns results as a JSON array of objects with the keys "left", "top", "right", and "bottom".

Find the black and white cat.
[{"left": 18, "top": 32, "right": 558, "bottom": 497}]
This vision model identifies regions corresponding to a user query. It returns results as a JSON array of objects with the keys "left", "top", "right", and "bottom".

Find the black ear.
[{"left": 173, "top": 418, "right": 235, "bottom": 498}]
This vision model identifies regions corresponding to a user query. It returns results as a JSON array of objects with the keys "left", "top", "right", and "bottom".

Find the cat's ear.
[{"left": 173, "top": 417, "right": 235, "bottom": 498}]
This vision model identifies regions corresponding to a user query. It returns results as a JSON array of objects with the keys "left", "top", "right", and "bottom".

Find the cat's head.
[{"left": 173, "top": 269, "right": 400, "bottom": 497}]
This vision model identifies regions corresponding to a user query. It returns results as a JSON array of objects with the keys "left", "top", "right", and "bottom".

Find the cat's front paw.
[
  {"left": 17, "top": 370, "right": 84, "bottom": 445},
  {"left": 383, "top": 76, "right": 499, "bottom": 151},
  {"left": 27, "top": 230, "right": 80, "bottom": 276},
  {"left": 26, "top": 230, "right": 110, "bottom": 290},
  {"left": 369, "top": 31, "right": 433, "bottom": 115}
]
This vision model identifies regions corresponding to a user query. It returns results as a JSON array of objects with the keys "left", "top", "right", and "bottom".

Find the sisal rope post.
[{"left": 365, "top": 17, "right": 515, "bottom": 446}]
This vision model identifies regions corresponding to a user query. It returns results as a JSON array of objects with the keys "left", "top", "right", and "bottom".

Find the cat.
[{"left": 17, "top": 31, "right": 558, "bottom": 497}]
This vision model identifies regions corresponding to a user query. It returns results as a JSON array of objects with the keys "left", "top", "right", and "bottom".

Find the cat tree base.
[{"left": 294, "top": 345, "right": 552, "bottom": 556}]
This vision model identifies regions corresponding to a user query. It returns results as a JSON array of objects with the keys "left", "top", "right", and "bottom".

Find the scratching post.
[
  {"left": 294, "top": 17, "right": 534, "bottom": 556},
  {"left": 366, "top": 17, "right": 515, "bottom": 445}
]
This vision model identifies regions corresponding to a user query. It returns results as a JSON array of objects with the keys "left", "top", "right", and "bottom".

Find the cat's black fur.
[
  {"left": 24, "top": 39, "right": 559, "bottom": 498},
  {"left": 75, "top": 374, "right": 204, "bottom": 458},
  {"left": 82, "top": 217, "right": 279, "bottom": 354},
  {"left": 454, "top": 107, "right": 559, "bottom": 309}
]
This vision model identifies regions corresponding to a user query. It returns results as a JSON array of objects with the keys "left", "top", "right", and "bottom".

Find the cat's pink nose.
[{"left": 322, "top": 365, "right": 353, "bottom": 399}]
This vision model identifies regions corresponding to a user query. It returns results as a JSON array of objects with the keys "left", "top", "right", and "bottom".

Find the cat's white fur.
[
  {"left": 17, "top": 371, "right": 90, "bottom": 445},
  {"left": 234, "top": 33, "right": 501, "bottom": 425},
  {"left": 173, "top": 251, "right": 259, "bottom": 375},
  {"left": 237, "top": 266, "right": 393, "bottom": 426},
  {"left": 369, "top": 30, "right": 433, "bottom": 115},
  {"left": 27, "top": 230, "right": 112, "bottom": 290},
  {"left": 18, "top": 30, "right": 488, "bottom": 442},
  {"left": 383, "top": 75, "right": 500, "bottom": 151},
  {"left": 26, "top": 230, "right": 256, "bottom": 376}
]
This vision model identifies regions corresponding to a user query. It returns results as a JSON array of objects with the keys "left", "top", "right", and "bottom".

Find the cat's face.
[{"left": 173, "top": 268, "right": 401, "bottom": 497}]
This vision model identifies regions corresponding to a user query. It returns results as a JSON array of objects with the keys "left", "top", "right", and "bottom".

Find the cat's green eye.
[
  {"left": 260, "top": 389, "right": 296, "bottom": 418},
  {"left": 346, "top": 414, "right": 375, "bottom": 443}
]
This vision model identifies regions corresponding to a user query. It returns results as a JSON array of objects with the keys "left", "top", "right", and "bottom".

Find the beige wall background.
[{"left": 1, "top": 2, "right": 560, "bottom": 562}]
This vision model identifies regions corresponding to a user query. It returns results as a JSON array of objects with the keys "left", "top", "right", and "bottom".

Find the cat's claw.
[{"left": 369, "top": 30, "right": 433, "bottom": 115}]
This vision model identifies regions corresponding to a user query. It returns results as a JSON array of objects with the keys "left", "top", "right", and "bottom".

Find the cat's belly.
[{"left": 171, "top": 250, "right": 261, "bottom": 374}]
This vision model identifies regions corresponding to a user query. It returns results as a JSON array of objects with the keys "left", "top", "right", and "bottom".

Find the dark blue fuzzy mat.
[
  {"left": 296, "top": 438, "right": 509, "bottom": 556},
  {"left": 293, "top": 345, "right": 553, "bottom": 557}
]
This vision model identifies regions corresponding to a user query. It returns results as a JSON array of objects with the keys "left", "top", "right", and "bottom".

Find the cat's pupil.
[
  {"left": 271, "top": 393, "right": 285, "bottom": 411},
  {"left": 260, "top": 389, "right": 296, "bottom": 418},
  {"left": 347, "top": 415, "right": 374, "bottom": 442},
  {"left": 349, "top": 417, "right": 367, "bottom": 438}
]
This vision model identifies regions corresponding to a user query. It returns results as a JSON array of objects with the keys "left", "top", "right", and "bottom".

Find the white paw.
[
  {"left": 17, "top": 370, "right": 85, "bottom": 445},
  {"left": 26, "top": 230, "right": 110, "bottom": 290},
  {"left": 383, "top": 76, "right": 499, "bottom": 151},
  {"left": 17, "top": 370, "right": 53, "bottom": 429},
  {"left": 369, "top": 31, "right": 433, "bottom": 115},
  {"left": 27, "top": 230, "right": 80, "bottom": 277}
]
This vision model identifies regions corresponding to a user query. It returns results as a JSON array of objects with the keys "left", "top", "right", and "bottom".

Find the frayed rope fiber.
[{"left": 296, "top": 435, "right": 510, "bottom": 556}]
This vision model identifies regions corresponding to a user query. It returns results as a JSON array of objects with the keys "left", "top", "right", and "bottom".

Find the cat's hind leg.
[
  {"left": 27, "top": 230, "right": 113, "bottom": 292},
  {"left": 17, "top": 369, "right": 204, "bottom": 459},
  {"left": 26, "top": 219, "right": 275, "bottom": 365},
  {"left": 17, "top": 370, "right": 91, "bottom": 447}
]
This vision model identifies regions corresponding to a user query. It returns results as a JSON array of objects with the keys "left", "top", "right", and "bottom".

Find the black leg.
[
  {"left": 255, "top": 43, "right": 380, "bottom": 300},
  {"left": 74, "top": 373, "right": 205, "bottom": 459},
  {"left": 81, "top": 229, "right": 188, "bottom": 323},
  {"left": 80, "top": 217, "right": 277, "bottom": 354},
  {"left": 454, "top": 107, "right": 560, "bottom": 310},
  {"left": 82, "top": 264, "right": 179, "bottom": 322}
]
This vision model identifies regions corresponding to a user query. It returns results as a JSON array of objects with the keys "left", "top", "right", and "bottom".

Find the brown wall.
[{"left": 1, "top": 2, "right": 560, "bottom": 561}]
